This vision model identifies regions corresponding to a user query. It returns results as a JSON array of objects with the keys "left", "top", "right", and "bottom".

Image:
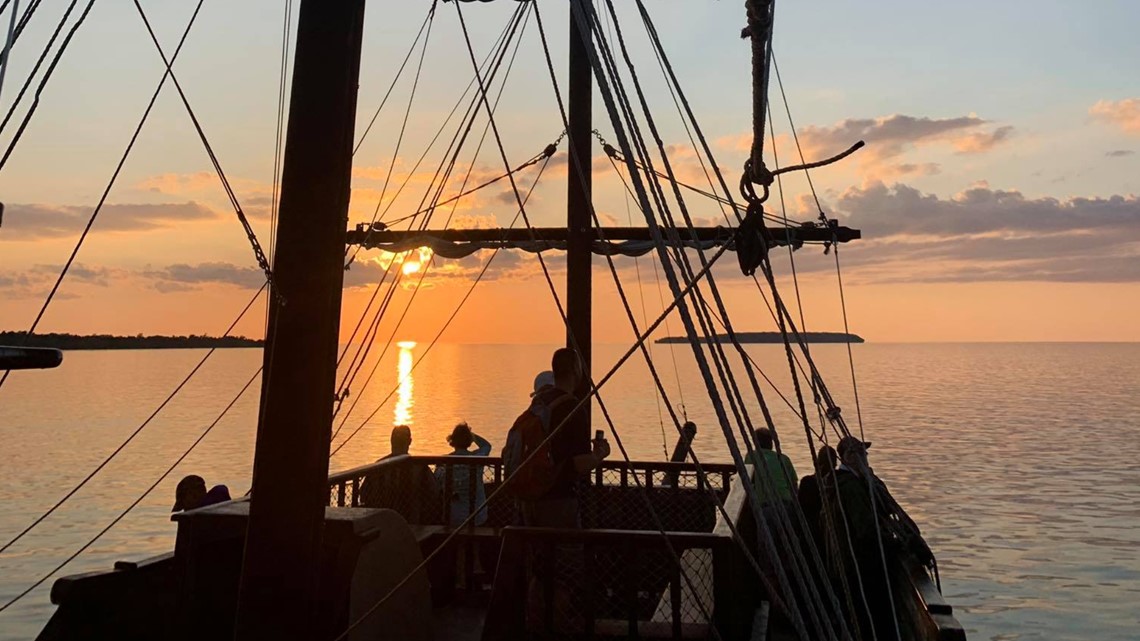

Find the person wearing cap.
[
  {"left": 830, "top": 435, "right": 900, "bottom": 641},
  {"left": 172, "top": 475, "right": 231, "bottom": 512}
]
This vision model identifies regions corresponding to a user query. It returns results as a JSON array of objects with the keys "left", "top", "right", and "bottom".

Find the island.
[
  {"left": 655, "top": 331, "right": 864, "bottom": 344},
  {"left": 0, "top": 332, "right": 264, "bottom": 350}
]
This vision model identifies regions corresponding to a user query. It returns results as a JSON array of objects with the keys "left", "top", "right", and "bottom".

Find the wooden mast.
[
  {"left": 567, "top": 0, "right": 593, "bottom": 428},
  {"left": 234, "top": 1, "right": 365, "bottom": 639}
]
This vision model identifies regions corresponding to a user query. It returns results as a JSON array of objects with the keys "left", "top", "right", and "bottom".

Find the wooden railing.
[{"left": 328, "top": 456, "right": 737, "bottom": 533}]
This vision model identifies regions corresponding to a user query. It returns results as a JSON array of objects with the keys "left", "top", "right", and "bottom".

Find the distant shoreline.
[
  {"left": 655, "top": 331, "right": 864, "bottom": 344},
  {"left": 0, "top": 332, "right": 263, "bottom": 351}
]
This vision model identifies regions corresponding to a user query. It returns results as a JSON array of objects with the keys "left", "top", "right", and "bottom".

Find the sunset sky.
[{"left": 0, "top": 0, "right": 1137, "bottom": 343}]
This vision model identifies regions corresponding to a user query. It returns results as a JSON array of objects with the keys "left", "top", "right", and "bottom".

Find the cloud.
[
  {"left": 825, "top": 182, "right": 1140, "bottom": 283},
  {"left": 141, "top": 262, "right": 265, "bottom": 291},
  {"left": 1106, "top": 149, "right": 1135, "bottom": 158},
  {"left": 717, "top": 113, "right": 1015, "bottom": 180},
  {"left": 1090, "top": 98, "right": 1140, "bottom": 134},
  {"left": 0, "top": 263, "right": 126, "bottom": 298},
  {"left": 0, "top": 202, "right": 218, "bottom": 241},
  {"left": 951, "top": 125, "right": 1015, "bottom": 154}
]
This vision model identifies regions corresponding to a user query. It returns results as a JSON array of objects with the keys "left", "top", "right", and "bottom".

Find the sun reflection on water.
[{"left": 394, "top": 341, "right": 415, "bottom": 426}]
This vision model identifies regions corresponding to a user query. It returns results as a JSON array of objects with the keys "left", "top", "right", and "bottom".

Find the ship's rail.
[{"left": 328, "top": 456, "right": 737, "bottom": 533}]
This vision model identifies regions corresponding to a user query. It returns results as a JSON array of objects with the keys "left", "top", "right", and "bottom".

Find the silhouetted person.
[
  {"left": 172, "top": 474, "right": 230, "bottom": 512},
  {"left": 435, "top": 422, "right": 492, "bottom": 526},
  {"left": 746, "top": 427, "right": 798, "bottom": 504},
  {"left": 831, "top": 435, "right": 900, "bottom": 641},
  {"left": 521, "top": 347, "right": 610, "bottom": 528},
  {"left": 359, "top": 425, "right": 441, "bottom": 524},
  {"left": 798, "top": 445, "right": 838, "bottom": 552}
]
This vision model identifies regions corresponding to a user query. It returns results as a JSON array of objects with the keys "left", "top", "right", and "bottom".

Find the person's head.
[
  {"left": 551, "top": 347, "right": 582, "bottom": 390},
  {"left": 815, "top": 445, "right": 838, "bottom": 475},
  {"left": 837, "top": 435, "right": 871, "bottom": 471},
  {"left": 390, "top": 425, "right": 412, "bottom": 455},
  {"left": 531, "top": 370, "right": 555, "bottom": 397},
  {"left": 753, "top": 427, "right": 774, "bottom": 451},
  {"left": 681, "top": 421, "right": 697, "bottom": 441},
  {"left": 172, "top": 474, "right": 207, "bottom": 512},
  {"left": 447, "top": 422, "right": 474, "bottom": 451}
]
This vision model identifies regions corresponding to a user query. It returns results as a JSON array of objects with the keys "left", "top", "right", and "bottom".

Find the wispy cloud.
[
  {"left": 717, "top": 113, "right": 1014, "bottom": 180},
  {"left": 826, "top": 182, "right": 1140, "bottom": 283},
  {"left": 0, "top": 202, "right": 218, "bottom": 241},
  {"left": 1105, "top": 149, "right": 1135, "bottom": 158},
  {"left": 1090, "top": 98, "right": 1140, "bottom": 134}
]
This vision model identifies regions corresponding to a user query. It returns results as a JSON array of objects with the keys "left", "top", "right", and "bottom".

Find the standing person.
[
  {"left": 435, "top": 422, "right": 492, "bottom": 527},
  {"left": 746, "top": 427, "right": 798, "bottom": 504},
  {"left": 359, "top": 425, "right": 440, "bottom": 524},
  {"left": 797, "top": 444, "right": 838, "bottom": 553},
  {"left": 831, "top": 435, "right": 901, "bottom": 641},
  {"left": 517, "top": 347, "right": 610, "bottom": 528}
]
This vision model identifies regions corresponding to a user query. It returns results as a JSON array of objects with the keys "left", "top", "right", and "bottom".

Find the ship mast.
[
  {"left": 234, "top": 1, "right": 365, "bottom": 639},
  {"left": 566, "top": 0, "right": 593, "bottom": 430}
]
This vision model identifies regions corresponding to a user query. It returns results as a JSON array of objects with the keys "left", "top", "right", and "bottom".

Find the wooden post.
[
  {"left": 234, "top": 1, "right": 365, "bottom": 639},
  {"left": 567, "top": 0, "right": 593, "bottom": 432}
]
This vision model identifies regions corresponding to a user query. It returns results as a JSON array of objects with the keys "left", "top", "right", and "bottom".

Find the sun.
[{"left": 401, "top": 259, "right": 421, "bottom": 276}]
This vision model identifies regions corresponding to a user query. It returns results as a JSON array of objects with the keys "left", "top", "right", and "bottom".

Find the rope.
[
  {"left": 0, "top": 0, "right": 200, "bottom": 395},
  {"left": 331, "top": 5, "right": 536, "bottom": 444},
  {"left": 578, "top": 3, "right": 818, "bottom": 636},
  {"left": 0, "top": 0, "right": 76, "bottom": 138},
  {"left": 343, "top": 2, "right": 438, "bottom": 268},
  {"left": 131, "top": 1, "right": 276, "bottom": 296},
  {"left": 0, "top": 366, "right": 262, "bottom": 613},
  {"left": 0, "top": 0, "right": 18, "bottom": 103},
  {"left": 0, "top": 0, "right": 94, "bottom": 171},
  {"left": 353, "top": 2, "right": 437, "bottom": 155},
  {"left": 0, "top": 282, "right": 267, "bottom": 557}
]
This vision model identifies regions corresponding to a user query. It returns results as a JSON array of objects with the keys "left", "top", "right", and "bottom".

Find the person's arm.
[{"left": 472, "top": 433, "right": 492, "bottom": 456}]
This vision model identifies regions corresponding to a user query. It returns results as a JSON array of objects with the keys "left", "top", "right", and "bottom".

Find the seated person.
[
  {"left": 172, "top": 474, "right": 230, "bottom": 512},
  {"left": 434, "top": 423, "right": 491, "bottom": 527},
  {"left": 359, "top": 425, "right": 441, "bottom": 524}
]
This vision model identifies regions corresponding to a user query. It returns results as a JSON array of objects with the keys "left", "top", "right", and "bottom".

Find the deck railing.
[{"left": 327, "top": 456, "right": 737, "bottom": 533}]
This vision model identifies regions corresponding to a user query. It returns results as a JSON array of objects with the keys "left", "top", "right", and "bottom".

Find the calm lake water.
[{"left": 1, "top": 342, "right": 1138, "bottom": 640}]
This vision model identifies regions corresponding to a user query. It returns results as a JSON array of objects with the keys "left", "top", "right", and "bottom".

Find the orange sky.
[{"left": 0, "top": 1, "right": 1138, "bottom": 343}]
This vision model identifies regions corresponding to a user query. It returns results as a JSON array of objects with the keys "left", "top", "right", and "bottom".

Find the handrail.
[{"left": 327, "top": 455, "right": 737, "bottom": 486}]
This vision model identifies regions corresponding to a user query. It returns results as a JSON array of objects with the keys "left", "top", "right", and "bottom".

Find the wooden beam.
[{"left": 345, "top": 224, "right": 860, "bottom": 249}]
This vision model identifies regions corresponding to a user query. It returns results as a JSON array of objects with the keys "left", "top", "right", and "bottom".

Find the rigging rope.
[
  {"left": 353, "top": 2, "right": 437, "bottom": 156},
  {"left": 0, "top": 0, "right": 199, "bottom": 395},
  {"left": 0, "top": 0, "right": 94, "bottom": 171},
  {"left": 0, "top": 0, "right": 19, "bottom": 103},
  {"left": 0, "top": 0, "right": 76, "bottom": 137},
  {"left": 578, "top": 3, "right": 820, "bottom": 636},
  {"left": 132, "top": 1, "right": 276, "bottom": 296},
  {"left": 332, "top": 4, "right": 535, "bottom": 441}
]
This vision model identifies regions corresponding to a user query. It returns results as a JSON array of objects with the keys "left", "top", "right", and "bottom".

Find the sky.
[{"left": 0, "top": 0, "right": 1138, "bottom": 343}]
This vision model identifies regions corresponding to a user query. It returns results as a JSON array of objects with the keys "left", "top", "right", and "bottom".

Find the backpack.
[{"left": 502, "top": 390, "right": 574, "bottom": 500}]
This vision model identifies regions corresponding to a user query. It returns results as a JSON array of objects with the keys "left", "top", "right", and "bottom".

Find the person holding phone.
[{"left": 522, "top": 347, "right": 610, "bottom": 528}]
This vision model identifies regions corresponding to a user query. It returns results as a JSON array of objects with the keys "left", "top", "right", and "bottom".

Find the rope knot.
[{"left": 825, "top": 406, "right": 842, "bottom": 421}]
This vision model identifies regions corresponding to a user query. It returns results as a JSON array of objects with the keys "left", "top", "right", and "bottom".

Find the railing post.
[
  {"left": 350, "top": 477, "right": 360, "bottom": 507},
  {"left": 336, "top": 482, "right": 346, "bottom": 507}
]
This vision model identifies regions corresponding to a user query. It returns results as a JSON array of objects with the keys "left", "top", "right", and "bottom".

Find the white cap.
[{"left": 531, "top": 370, "right": 555, "bottom": 396}]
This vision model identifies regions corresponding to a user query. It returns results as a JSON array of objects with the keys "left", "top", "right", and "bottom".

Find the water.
[{"left": 1, "top": 343, "right": 1138, "bottom": 640}]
